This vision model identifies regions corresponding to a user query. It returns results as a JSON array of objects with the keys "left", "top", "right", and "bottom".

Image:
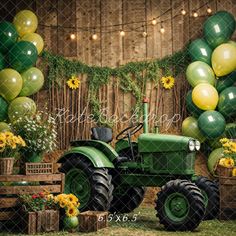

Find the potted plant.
[
  {"left": 0, "top": 131, "right": 26, "bottom": 175},
  {"left": 19, "top": 192, "right": 60, "bottom": 234},
  {"left": 217, "top": 138, "right": 236, "bottom": 177},
  {"left": 11, "top": 112, "right": 57, "bottom": 163}
]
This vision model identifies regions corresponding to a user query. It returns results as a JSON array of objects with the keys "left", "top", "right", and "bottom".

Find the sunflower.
[
  {"left": 161, "top": 76, "right": 175, "bottom": 89},
  {"left": 66, "top": 207, "right": 78, "bottom": 217},
  {"left": 219, "top": 157, "right": 234, "bottom": 168},
  {"left": 223, "top": 142, "right": 231, "bottom": 148},
  {"left": 220, "top": 138, "right": 229, "bottom": 144},
  {"left": 0, "top": 134, "right": 6, "bottom": 148},
  {"left": 230, "top": 142, "right": 236, "bottom": 153},
  {"left": 232, "top": 168, "right": 236, "bottom": 177},
  {"left": 67, "top": 75, "right": 80, "bottom": 89},
  {"left": 17, "top": 136, "right": 26, "bottom": 147},
  {"left": 67, "top": 194, "right": 78, "bottom": 203},
  {"left": 59, "top": 199, "right": 69, "bottom": 208}
]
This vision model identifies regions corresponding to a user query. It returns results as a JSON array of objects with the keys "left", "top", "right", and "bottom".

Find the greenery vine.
[{"left": 41, "top": 47, "right": 190, "bottom": 126}]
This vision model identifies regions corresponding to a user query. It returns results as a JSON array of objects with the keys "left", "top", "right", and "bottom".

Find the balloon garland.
[
  {"left": 0, "top": 10, "right": 44, "bottom": 129},
  {"left": 181, "top": 11, "right": 236, "bottom": 175}
]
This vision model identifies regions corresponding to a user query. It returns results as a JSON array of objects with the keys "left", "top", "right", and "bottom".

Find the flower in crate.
[
  {"left": 219, "top": 157, "right": 235, "bottom": 168},
  {"left": 160, "top": 76, "right": 175, "bottom": 89},
  {"left": 67, "top": 75, "right": 80, "bottom": 89}
]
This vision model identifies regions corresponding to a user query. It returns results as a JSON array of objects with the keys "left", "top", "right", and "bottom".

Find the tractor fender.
[{"left": 58, "top": 146, "right": 115, "bottom": 168}]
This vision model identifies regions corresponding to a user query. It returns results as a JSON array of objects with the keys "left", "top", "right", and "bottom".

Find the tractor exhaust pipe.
[{"left": 143, "top": 97, "right": 149, "bottom": 133}]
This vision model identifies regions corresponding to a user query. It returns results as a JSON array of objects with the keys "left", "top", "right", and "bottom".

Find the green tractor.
[{"left": 58, "top": 98, "right": 219, "bottom": 231}]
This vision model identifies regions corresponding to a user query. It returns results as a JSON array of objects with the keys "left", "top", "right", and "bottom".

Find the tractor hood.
[{"left": 138, "top": 133, "right": 194, "bottom": 153}]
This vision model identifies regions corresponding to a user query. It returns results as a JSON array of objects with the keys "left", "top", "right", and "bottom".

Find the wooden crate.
[
  {"left": 25, "top": 163, "right": 54, "bottom": 175},
  {"left": 0, "top": 173, "right": 65, "bottom": 221},
  {"left": 219, "top": 176, "right": 236, "bottom": 220},
  {"left": 78, "top": 211, "right": 108, "bottom": 232},
  {"left": 22, "top": 210, "right": 59, "bottom": 234}
]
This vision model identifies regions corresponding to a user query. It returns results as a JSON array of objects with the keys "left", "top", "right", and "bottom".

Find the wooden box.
[
  {"left": 23, "top": 210, "right": 59, "bottom": 234},
  {"left": 25, "top": 163, "right": 54, "bottom": 175},
  {"left": 0, "top": 173, "right": 65, "bottom": 222},
  {"left": 219, "top": 176, "right": 236, "bottom": 220},
  {"left": 78, "top": 211, "right": 108, "bottom": 232},
  {"left": 217, "top": 165, "right": 233, "bottom": 177}
]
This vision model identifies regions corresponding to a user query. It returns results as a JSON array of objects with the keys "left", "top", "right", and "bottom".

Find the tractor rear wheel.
[
  {"left": 194, "top": 176, "right": 219, "bottom": 220},
  {"left": 155, "top": 179, "right": 205, "bottom": 231},
  {"left": 60, "top": 157, "right": 114, "bottom": 211},
  {"left": 109, "top": 186, "right": 145, "bottom": 213}
]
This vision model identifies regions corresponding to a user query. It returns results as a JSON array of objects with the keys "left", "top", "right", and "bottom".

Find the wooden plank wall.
[{"left": 0, "top": 0, "right": 236, "bottom": 149}]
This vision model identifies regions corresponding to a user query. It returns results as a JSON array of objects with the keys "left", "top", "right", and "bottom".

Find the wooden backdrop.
[{"left": 1, "top": 0, "right": 236, "bottom": 149}]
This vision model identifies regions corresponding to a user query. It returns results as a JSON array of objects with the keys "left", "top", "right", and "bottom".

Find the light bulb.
[
  {"left": 70, "top": 33, "right": 76, "bottom": 40},
  {"left": 151, "top": 19, "right": 157, "bottom": 25},
  {"left": 160, "top": 26, "right": 165, "bottom": 34},
  {"left": 120, "top": 30, "right": 125, "bottom": 36},
  {"left": 181, "top": 9, "right": 186, "bottom": 15},
  {"left": 142, "top": 31, "right": 148, "bottom": 37},
  {"left": 193, "top": 11, "right": 198, "bottom": 17},
  {"left": 92, "top": 33, "right": 98, "bottom": 40},
  {"left": 207, "top": 6, "right": 212, "bottom": 14}
]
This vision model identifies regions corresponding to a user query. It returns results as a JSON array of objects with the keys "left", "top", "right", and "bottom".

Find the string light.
[
  {"left": 160, "top": 22, "right": 165, "bottom": 34},
  {"left": 120, "top": 30, "right": 125, "bottom": 36},
  {"left": 193, "top": 11, "right": 198, "bottom": 17},
  {"left": 207, "top": 6, "right": 212, "bottom": 14},
  {"left": 142, "top": 25, "right": 148, "bottom": 37},
  {"left": 92, "top": 29, "right": 98, "bottom": 40},
  {"left": 70, "top": 33, "right": 76, "bottom": 40},
  {"left": 151, "top": 18, "right": 157, "bottom": 25},
  {"left": 181, "top": 9, "right": 186, "bottom": 15}
]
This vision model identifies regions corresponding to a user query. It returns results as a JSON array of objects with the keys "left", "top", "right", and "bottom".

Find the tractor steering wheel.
[{"left": 116, "top": 123, "right": 143, "bottom": 140}]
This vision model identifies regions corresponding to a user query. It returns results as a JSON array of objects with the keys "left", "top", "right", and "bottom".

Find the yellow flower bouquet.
[{"left": 0, "top": 131, "right": 26, "bottom": 175}]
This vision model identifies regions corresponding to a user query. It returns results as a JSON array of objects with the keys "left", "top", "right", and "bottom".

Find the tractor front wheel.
[
  {"left": 194, "top": 176, "right": 219, "bottom": 220},
  {"left": 60, "top": 157, "right": 114, "bottom": 212},
  {"left": 155, "top": 179, "right": 205, "bottom": 231},
  {"left": 109, "top": 186, "right": 145, "bottom": 213}
]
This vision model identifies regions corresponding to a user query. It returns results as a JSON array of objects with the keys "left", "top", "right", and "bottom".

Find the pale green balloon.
[
  {"left": 20, "top": 67, "right": 44, "bottom": 96},
  {"left": 0, "top": 122, "right": 11, "bottom": 132},
  {"left": 0, "top": 68, "right": 23, "bottom": 101},
  {"left": 186, "top": 61, "right": 216, "bottom": 87},
  {"left": 8, "top": 97, "right": 36, "bottom": 122}
]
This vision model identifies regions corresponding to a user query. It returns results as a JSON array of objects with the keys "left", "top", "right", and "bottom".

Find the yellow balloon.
[
  {"left": 192, "top": 83, "right": 219, "bottom": 110},
  {"left": 212, "top": 43, "right": 236, "bottom": 77},
  {"left": 20, "top": 33, "right": 44, "bottom": 54},
  {"left": 13, "top": 10, "right": 38, "bottom": 36}
]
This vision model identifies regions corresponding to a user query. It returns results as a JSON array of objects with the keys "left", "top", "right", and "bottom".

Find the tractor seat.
[{"left": 91, "top": 127, "right": 113, "bottom": 143}]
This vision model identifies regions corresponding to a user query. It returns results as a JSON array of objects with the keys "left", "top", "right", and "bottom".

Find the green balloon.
[
  {"left": 207, "top": 148, "right": 224, "bottom": 175},
  {"left": 198, "top": 111, "right": 226, "bottom": 139},
  {"left": 186, "top": 61, "right": 216, "bottom": 87},
  {"left": 0, "top": 21, "right": 18, "bottom": 53},
  {"left": 20, "top": 67, "right": 44, "bottom": 96},
  {"left": 0, "top": 122, "right": 11, "bottom": 132},
  {"left": 0, "top": 52, "right": 6, "bottom": 70},
  {"left": 203, "top": 11, "right": 236, "bottom": 49},
  {"left": 218, "top": 87, "right": 236, "bottom": 118},
  {"left": 0, "top": 96, "right": 8, "bottom": 121},
  {"left": 8, "top": 41, "right": 38, "bottom": 72},
  {"left": 186, "top": 90, "right": 204, "bottom": 118},
  {"left": 216, "top": 71, "right": 236, "bottom": 92},
  {"left": 0, "top": 68, "right": 23, "bottom": 101},
  {"left": 188, "top": 38, "right": 212, "bottom": 65},
  {"left": 8, "top": 97, "right": 36, "bottom": 122},
  {"left": 182, "top": 116, "right": 205, "bottom": 143}
]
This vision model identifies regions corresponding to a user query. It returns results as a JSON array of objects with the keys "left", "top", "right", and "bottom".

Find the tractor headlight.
[
  {"left": 188, "top": 140, "right": 195, "bottom": 151},
  {"left": 195, "top": 140, "right": 201, "bottom": 151}
]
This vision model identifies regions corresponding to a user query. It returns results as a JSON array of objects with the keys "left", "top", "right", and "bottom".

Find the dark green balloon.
[
  {"left": 0, "top": 21, "right": 18, "bottom": 53},
  {"left": 0, "top": 96, "right": 8, "bottom": 121},
  {"left": 216, "top": 71, "right": 236, "bottom": 92},
  {"left": 218, "top": 87, "right": 236, "bottom": 118},
  {"left": 188, "top": 38, "right": 212, "bottom": 65},
  {"left": 198, "top": 111, "right": 226, "bottom": 138},
  {"left": 8, "top": 41, "right": 38, "bottom": 72},
  {"left": 203, "top": 11, "right": 236, "bottom": 49},
  {"left": 186, "top": 90, "right": 204, "bottom": 117},
  {"left": 0, "top": 52, "right": 5, "bottom": 70}
]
